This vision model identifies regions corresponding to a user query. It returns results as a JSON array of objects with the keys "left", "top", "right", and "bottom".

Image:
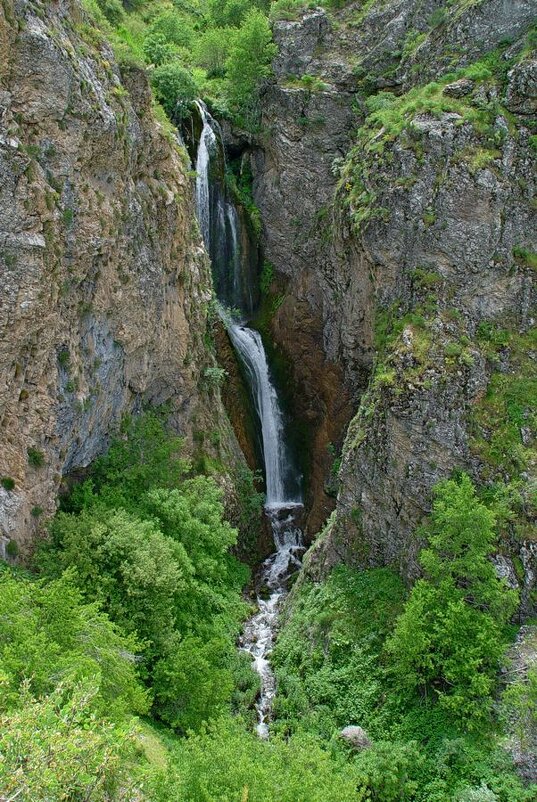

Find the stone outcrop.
[
  {"left": 0, "top": 0, "right": 238, "bottom": 554},
  {"left": 254, "top": 0, "right": 536, "bottom": 611}
]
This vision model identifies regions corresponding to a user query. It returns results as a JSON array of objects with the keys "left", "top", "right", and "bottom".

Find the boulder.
[{"left": 339, "top": 726, "right": 371, "bottom": 750}]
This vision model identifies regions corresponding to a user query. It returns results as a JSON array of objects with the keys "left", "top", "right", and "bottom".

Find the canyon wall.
[
  {"left": 0, "top": 0, "right": 238, "bottom": 555},
  {"left": 253, "top": 0, "right": 536, "bottom": 611}
]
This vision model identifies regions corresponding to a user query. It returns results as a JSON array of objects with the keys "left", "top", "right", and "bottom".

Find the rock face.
[
  {"left": 254, "top": 0, "right": 536, "bottom": 610},
  {"left": 0, "top": 0, "right": 237, "bottom": 554}
]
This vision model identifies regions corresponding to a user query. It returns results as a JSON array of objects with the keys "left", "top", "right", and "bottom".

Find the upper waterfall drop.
[{"left": 195, "top": 100, "right": 217, "bottom": 250}]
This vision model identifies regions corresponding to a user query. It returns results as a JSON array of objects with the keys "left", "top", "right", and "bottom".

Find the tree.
[
  {"left": 194, "top": 27, "right": 237, "bottom": 77},
  {"left": 0, "top": 681, "right": 144, "bottom": 802},
  {"left": 148, "top": 10, "right": 194, "bottom": 48},
  {"left": 151, "top": 62, "right": 198, "bottom": 118},
  {"left": 0, "top": 571, "right": 148, "bottom": 718},
  {"left": 225, "top": 9, "right": 277, "bottom": 122},
  {"left": 143, "top": 32, "right": 177, "bottom": 66},
  {"left": 386, "top": 474, "right": 518, "bottom": 728},
  {"left": 152, "top": 636, "right": 234, "bottom": 732}
]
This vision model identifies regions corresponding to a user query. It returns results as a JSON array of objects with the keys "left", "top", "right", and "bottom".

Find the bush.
[
  {"left": 0, "top": 681, "right": 144, "bottom": 802},
  {"left": 225, "top": 9, "right": 277, "bottom": 123},
  {"left": 95, "top": 0, "right": 124, "bottom": 25},
  {"left": 37, "top": 413, "right": 248, "bottom": 733},
  {"left": 1, "top": 477, "right": 15, "bottom": 491},
  {"left": 27, "top": 447, "right": 45, "bottom": 468},
  {"left": 150, "top": 62, "right": 198, "bottom": 118}
]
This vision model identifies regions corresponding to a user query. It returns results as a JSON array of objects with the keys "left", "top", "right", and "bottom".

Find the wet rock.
[{"left": 339, "top": 726, "right": 371, "bottom": 750}]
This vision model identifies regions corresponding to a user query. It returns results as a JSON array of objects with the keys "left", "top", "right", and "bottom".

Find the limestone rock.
[
  {"left": 443, "top": 78, "right": 474, "bottom": 98},
  {"left": 339, "top": 726, "right": 371, "bottom": 750},
  {"left": 0, "top": 0, "right": 238, "bottom": 551},
  {"left": 506, "top": 60, "right": 537, "bottom": 116}
]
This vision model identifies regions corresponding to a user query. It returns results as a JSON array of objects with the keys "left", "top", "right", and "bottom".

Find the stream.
[{"left": 194, "top": 101, "right": 304, "bottom": 738}]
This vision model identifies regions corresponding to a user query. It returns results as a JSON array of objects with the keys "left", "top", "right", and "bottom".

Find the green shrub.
[
  {"left": 513, "top": 246, "right": 537, "bottom": 270},
  {"left": 37, "top": 412, "right": 248, "bottom": 733},
  {"left": 27, "top": 448, "right": 45, "bottom": 468},
  {"left": 260, "top": 260, "right": 274, "bottom": 294},
  {"left": 1, "top": 477, "right": 15, "bottom": 491},
  {"left": 95, "top": 0, "right": 124, "bottom": 25}
]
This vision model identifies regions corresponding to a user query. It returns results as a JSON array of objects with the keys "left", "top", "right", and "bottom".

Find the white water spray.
[{"left": 195, "top": 100, "right": 216, "bottom": 249}]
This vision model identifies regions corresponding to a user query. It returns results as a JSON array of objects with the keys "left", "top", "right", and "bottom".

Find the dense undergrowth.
[{"left": 1, "top": 412, "right": 535, "bottom": 799}]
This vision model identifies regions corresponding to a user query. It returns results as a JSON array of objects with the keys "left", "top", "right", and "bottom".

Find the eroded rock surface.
[
  {"left": 254, "top": 0, "right": 536, "bottom": 611},
  {"left": 0, "top": 0, "right": 237, "bottom": 553}
]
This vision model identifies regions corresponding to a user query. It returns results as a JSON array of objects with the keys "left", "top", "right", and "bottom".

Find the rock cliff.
[
  {"left": 253, "top": 0, "right": 536, "bottom": 611},
  {"left": 0, "top": 0, "right": 237, "bottom": 555}
]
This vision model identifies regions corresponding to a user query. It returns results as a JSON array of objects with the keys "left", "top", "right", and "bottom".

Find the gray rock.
[
  {"left": 505, "top": 60, "right": 537, "bottom": 116},
  {"left": 443, "top": 78, "right": 474, "bottom": 98},
  {"left": 339, "top": 726, "right": 371, "bottom": 750}
]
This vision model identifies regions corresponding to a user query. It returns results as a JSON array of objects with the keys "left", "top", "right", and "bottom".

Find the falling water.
[
  {"left": 195, "top": 100, "right": 217, "bottom": 250},
  {"left": 194, "top": 101, "right": 303, "bottom": 738}
]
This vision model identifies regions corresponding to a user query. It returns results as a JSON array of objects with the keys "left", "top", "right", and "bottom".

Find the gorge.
[
  {"left": 0, "top": 0, "right": 536, "bottom": 798},
  {"left": 194, "top": 99, "right": 304, "bottom": 738}
]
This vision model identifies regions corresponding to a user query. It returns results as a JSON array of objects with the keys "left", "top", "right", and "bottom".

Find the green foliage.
[
  {"left": 0, "top": 680, "right": 145, "bottom": 802},
  {"left": 338, "top": 51, "right": 511, "bottom": 231},
  {"left": 27, "top": 447, "right": 45, "bottom": 467},
  {"left": 502, "top": 665, "right": 537, "bottom": 747},
  {"left": 471, "top": 328, "right": 537, "bottom": 477},
  {"left": 194, "top": 27, "right": 236, "bottom": 77},
  {"left": 168, "top": 717, "right": 367, "bottom": 801},
  {"left": 96, "top": 0, "right": 124, "bottom": 25},
  {"left": 143, "top": 31, "right": 177, "bottom": 65},
  {"left": 37, "top": 412, "right": 249, "bottom": 734},
  {"left": 226, "top": 160, "right": 262, "bottom": 236},
  {"left": 0, "top": 571, "right": 148, "bottom": 717},
  {"left": 81, "top": 0, "right": 277, "bottom": 131},
  {"left": 273, "top": 566, "right": 407, "bottom": 738},
  {"left": 386, "top": 474, "right": 518, "bottom": 728},
  {"left": 203, "top": 364, "right": 228, "bottom": 389},
  {"left": 1, "top": 476, "right": 15, "bottom": 491},
  {"left": 513, "top": 246, "right": 537, "bottom": 270},
  {"left": 224, "top": 9, "right": 277, "bottom": 124},
  {"left": 260, "top": 260, "right": 274, "bottom": 294},
  {"left": 150, "top": 62, "right": 198, "bottom": 118}
]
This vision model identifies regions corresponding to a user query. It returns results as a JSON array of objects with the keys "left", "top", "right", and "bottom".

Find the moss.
[
  {"left": 513, "top": 246, "right": 537, "bottom": 271},
  {"left": 6, "top": 539, "right": 19, "bottom": 558},
  {"left": 470, "top": 328, "right": 537, "bottom": 477}
]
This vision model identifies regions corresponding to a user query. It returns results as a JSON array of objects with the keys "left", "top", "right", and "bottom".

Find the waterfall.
[
  {"left": 193, "top": 101, "right": 303, "bottom": 739},
  {"left": 195, "top": 100, "right": 217, "bottom": 250}
]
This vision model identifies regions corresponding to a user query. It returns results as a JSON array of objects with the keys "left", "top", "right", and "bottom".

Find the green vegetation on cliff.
[{"left": 81, "top": 0, "right": 276, "bottom": 127}]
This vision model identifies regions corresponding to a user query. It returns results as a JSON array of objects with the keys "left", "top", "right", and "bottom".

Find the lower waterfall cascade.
[{"left": 194, "top": 100, "right": 304, "bottom": 738}]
